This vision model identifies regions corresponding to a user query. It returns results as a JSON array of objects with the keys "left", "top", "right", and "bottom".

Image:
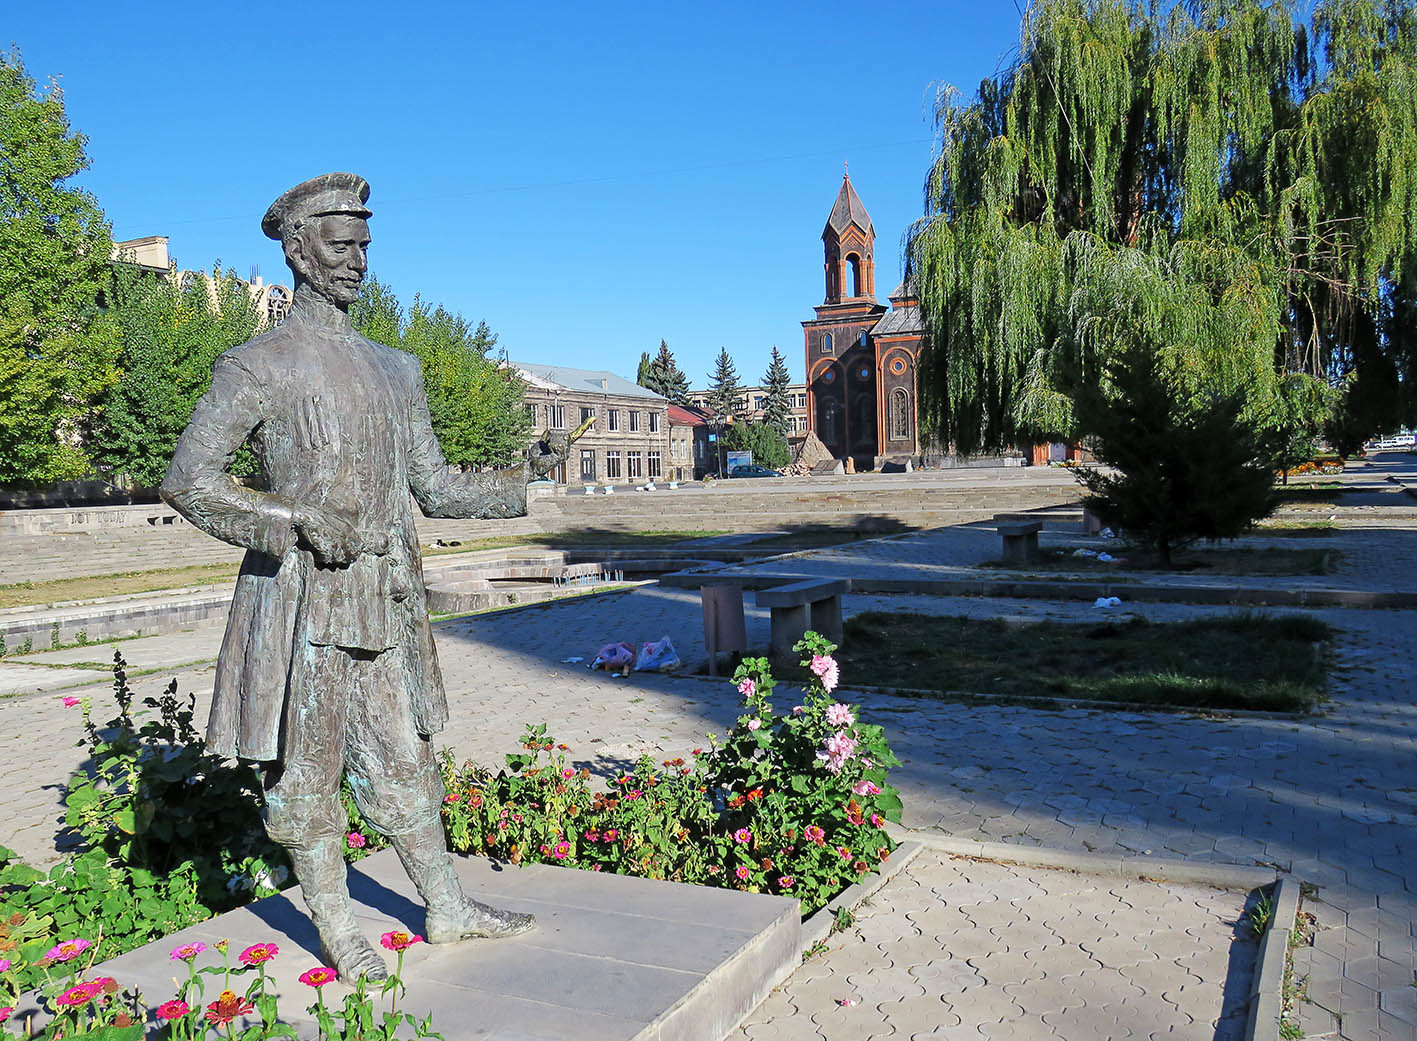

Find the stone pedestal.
[{"left": 62, "top": 851, "right": 802, "bottom": 1041}]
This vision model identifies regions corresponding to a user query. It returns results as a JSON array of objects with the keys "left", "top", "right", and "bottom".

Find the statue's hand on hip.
[{"left": 292, "top": 504, "right": 361, "bottom": 566}]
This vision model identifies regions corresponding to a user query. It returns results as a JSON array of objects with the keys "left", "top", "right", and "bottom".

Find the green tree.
[
  {"left": 723, "top": 421, "right": 790, "bottom": 470},
  {"left": 1075, "top": 339, "right": 1277, "bottom": 568},
  {"left": 705, "top": 347, "right": 745, "bottom": 420},
  {"left": 93, "top": 263, "right": 263, "bottom": 487},
  {"left": 351, "top": 275, "right": 530, "bottom": 468},
  {"left": 760, "top": 346, "right": 793, "bottom": 435},
  {"left": 639, "top": 340, "right": 691, "bottom": 404},
  {"left": 0, "top": 49, "right": 118, "bottom": 484},
  {"left": 906, "top": 0, "right": 1417, "bottom": 455}
]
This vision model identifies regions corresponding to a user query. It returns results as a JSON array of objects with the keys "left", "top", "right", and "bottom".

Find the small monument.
[{"left": 161, "top": 173, "right": 565, "bottom": 981}]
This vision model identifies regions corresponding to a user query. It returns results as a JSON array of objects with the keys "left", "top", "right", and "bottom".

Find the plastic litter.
[
  {"left": 1092, "top": 596, "right": 1123, "bottom": 609},
  {"left": 634, "top": 635, "right": 682, "bottom": 672},
  {"left": 1096, "top": 552, "right": 1116, "bottom": 563},
  {"left": 591, "top": 642, "right": 636, "bottom": 675},
  {"left": 1071, "top": 548, "right": 1099, "bottom": 558},
  {"left": 1099, "top": 527, "right": 1117, "bottom": 539},
  {"left": 560, "top": 656, "right": 584, "bottom": 664}
]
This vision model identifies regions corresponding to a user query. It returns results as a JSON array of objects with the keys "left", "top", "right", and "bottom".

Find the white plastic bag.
[
  {"left": 634, "top": 635, "right": 682, "bottom": 672},
  {"left": 1092, "top": 596, "right": 1123, "bottom": 609}
]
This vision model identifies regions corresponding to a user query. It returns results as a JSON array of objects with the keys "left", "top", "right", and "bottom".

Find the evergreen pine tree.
[
  {"left": 635, "top": 351, "right": 653, "bottom": 388},
  {"left": 761, "top": 345, "right": 793, "bottom": 435},
  {"left": 646, "top": 339, "right": 691, "bottom": 404},
  {"left": 705, "top": 348, "right": 745, "bottom": 420}
]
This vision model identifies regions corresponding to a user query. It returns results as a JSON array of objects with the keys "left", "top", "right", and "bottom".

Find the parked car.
[{"left": 729, "top": 464, "right": 781, "bottom": 478}]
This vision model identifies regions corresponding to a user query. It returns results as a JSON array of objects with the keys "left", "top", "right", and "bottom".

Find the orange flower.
[{"left": 205, "top": 990, "right": 254, "bottom": 1026}]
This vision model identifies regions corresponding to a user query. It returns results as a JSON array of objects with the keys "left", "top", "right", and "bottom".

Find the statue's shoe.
[
  {"left": 426, "top": 898, "right": 535, "bottom": 942},
  {"left": 324, "top": 932, "right": 389, "bottom": 982}
]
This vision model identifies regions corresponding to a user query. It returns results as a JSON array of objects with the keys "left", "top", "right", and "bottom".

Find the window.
[
  {"left": 753, "top": 395, "right": 766, "bottom": 411},
  {"left": 547, "top": 403, "right": 565, "bottom": 429},
  {"left": 628, "top": 451, "right": 643, "bottom": 478},
  {"left": 820, "top": 332, "right": 833, "bottom": 355},
  {"left": 890, "top": 388, "right": 911, "bottom": 441},
  {"left": 648, "top": 412, "right": 659, "bottom": 432},
  {"left": 629, "top": 411, "right": 640, "bottom": 432},
  {"left": 579, "top": 406, "right": 595, "bottom": 425},
  {"left": 847, "top": 253, "right": 862, "bottom": 297},
  {"left": 648, "top": 451, "right": 662, "bottom": 478},
  {"left": 859, "top": 331, "right": 869, "bottom": 349},
  {"left": 580, "top": 449, "right": 596, "bottom": 480},
  {"left": 608, "top": 410, "right": 620, "bottom": 432},
  {"left": 605, "top": 450, "right": 621, "bottom": 478},
  {"left": 524, "top": 403, "right": 536, "bottom": 424},
  {"left": 795, "top": 393, "right": 807, "bottom": 408}
]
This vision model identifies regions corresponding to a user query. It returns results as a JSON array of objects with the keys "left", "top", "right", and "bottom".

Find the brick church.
[{"left": 802, "top": 172, "right": 925, "bottom": 467}]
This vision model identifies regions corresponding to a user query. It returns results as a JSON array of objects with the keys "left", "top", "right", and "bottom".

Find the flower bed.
[{"left": 439, "top": 632, "right": 903, "bottom": 915}]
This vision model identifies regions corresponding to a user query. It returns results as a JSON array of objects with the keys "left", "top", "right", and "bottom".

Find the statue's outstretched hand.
[{"left": 527, "top": 433, "right": 570, "bottom": 481}]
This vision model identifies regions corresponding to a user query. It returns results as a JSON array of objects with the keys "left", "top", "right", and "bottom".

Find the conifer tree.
[
  {"left": 761, "top": 345, "right": 793, "bottom": 435},
  {"left": 640, "top": 339, "right": 691, "bottom": 404},
  {"left": 635, "top": 351, "right": 653, "bottom": 388},
  {"left": 705, "top": 348, "right": 745, "bottom": 420}
]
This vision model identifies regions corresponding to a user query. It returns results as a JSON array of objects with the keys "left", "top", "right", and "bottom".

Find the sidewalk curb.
[
  {"left": 1246, "top": 876, "right": 1302, "bottom": 1041},
  {"left": 885, "top": 827, "right": 1282, "bottom": 889},
  {"left": 799, "top": 840, "right": 925, "bottom": 954}
]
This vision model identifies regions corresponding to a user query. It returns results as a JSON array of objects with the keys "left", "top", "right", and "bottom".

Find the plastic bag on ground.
[
  {"left": 1092, "top": 596, "right": 1123, "bottom": 609},
  {"left": 634, "top": 635, "right": 682, "bottom": 672},
  {"left": 592, "top": 642, "right": 636, "bottom": 670}
]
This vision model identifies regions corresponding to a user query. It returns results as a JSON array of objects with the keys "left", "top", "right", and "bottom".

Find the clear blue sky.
[{"left": 10, "top": 2, "right": 1025, "bottom": 386}]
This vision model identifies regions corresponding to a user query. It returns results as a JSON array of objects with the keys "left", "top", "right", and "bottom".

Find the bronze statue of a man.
[{"left": 162, "top": 173, "right": 554, "bottom": 980}]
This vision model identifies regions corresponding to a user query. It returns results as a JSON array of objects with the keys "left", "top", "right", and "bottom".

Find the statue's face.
[{"left": 288, "top": 214, "right": 370, "bottom": 306}]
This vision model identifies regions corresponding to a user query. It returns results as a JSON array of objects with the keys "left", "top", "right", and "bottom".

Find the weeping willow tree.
[{"left": 906, "top": 0, "right": 1417, "bottom": 454}]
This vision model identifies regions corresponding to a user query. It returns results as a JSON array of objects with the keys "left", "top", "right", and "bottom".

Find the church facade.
[{"left": 802, "top": 174, "right": 924, "bottom": 466}]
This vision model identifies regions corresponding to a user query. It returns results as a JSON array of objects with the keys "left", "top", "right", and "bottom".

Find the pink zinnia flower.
[
  {"left": 45, "top": 938, "right": 92, "bottom": 962},
  {"left": 852, "top": 779, "right": 882, "bottom": 796},
  {"left": 871, "top": 813, "right": 884, "bottom": 827},
  {"left": 61, "top": 697, "right": 80, "bottom": 708},
  {"left": 824, "top": 703, "right": 853, "bottom": 728},
  {"left": 0, "top": 1008, "right": 12, "bottom": 1020},
  {"left": 205, "top": 990, "right": 253, "bottom": 1026},
  {"left": 777, "top": 876, "right": 795, "bottom": 889},
  {"left": 810, "top": 655, "right": 839, "bottom": 693},
  {"left": 170, "top": 941, "right": 207, "bottom": 962},
  {"left": 747, "top": 718, "right": 761, "bottom": 731},
  {"left": 380, "top": 931, "right": 422, "bottom": 952},
  {"left": 734, "top": 827, "right": 752, "bottom": 844},
  {"left": 553, "top": 841, "right": 571, "bottom": 859},
  {"left": 443, "top": 793, "right": 460, "bottom": 803},
  {"left": 735, "top": 866, "right": 750, "bottom": 881},
  {"left": 238, "top": 943, "right": 278, "bottom": 966},
  {"left": 804, "top": 824, "right": 826, "bottom": 845},
  {"left": 0, "top": 958, "right": 9, "bottom": 972},
  {"left": 299, "top": 967, "right": 337, "bottom": 988},
  {"left": 562, "top": 768, "right": 575, "bottom": 779},
  {"left": 345, "top": 832, "right": 367, "bottom": 849},
  {"left": 155, "top": 1000, "right": 190, "bottom": 1020},
  {"left": 737, "top": 677, "right": 756, "bottom": 698},
  {"left": 791, "top": 705, "right": 804, "bottom": 716},
  {"left": 603, "top": 828, "right": 619, "bottom": 842},
  {"left": 55, "top": 985, "right": 95, "bottom": 1008}
]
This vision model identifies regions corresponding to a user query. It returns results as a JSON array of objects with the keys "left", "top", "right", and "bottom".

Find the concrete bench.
[
  {"left": 995, "top": 516, "right": 1043, "bottom": 564},
  {"left": 755, "top": 578, "right": 849, "bottom": 657}
]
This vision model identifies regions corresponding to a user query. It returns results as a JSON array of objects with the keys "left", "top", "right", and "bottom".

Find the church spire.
[{"left": 822, "top": 171, "right": 876, "bottom": 303}]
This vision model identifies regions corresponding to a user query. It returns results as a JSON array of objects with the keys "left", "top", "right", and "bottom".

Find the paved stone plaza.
[{"left": 3, "top": 457, "right": 1417, "bottom": 1038}]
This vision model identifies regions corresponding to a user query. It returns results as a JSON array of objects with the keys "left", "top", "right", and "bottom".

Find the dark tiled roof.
[
  {"left": 872, "top": 303, "right": 924, "bottom": 336},
  {"left": 825, "top": 174, "right": 873, "bottom": 237}
]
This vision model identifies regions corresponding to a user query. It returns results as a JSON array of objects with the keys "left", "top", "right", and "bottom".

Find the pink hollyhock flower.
[
  {"left": 737, "top": 677, "right": 756, "bottom": 698},
  {"left": 747, "top": 718, "right": 761, "bottom": 731},
  {"left": 804, "top": 824, "right": 826, "bottom": 845},
  {"left": 345, "top": 832, "right": 367, "bottom": 849},
  {"left": 155, "top": 1000, "right": 190, "bottom": 1020},
  {"left": 824, "top": 703, "right": 854, "bottom": 728},
  {"left": 816, "top": 731, "right": 857, "bottom": 774},
  {"left": 299, "top": 967, "right": 337, "bottom": 988},
  {"left": 734, "top": 827, "right": 752, "bottom": 844},
  {"left": 735, "top": 865, "right": 750, "bottom": 880},
  {"left": 238, "top": 943, "right": 278, "bottom": 966},
  {"left": 170, "top": 941, "right": 207, "bottom": 962},
  {"left": 380, "top": 931, "right": 422, "bottom": 952},
  {"left": 791, "top": 705, "right": 804, "bottom": 716},
  {"left": 45, "top": 938, "right": 92, "bottom": 962},
  {"left": 810, "top": 655, "right": 839, "bottom": 693},
  {"left": 852, "top": 779, "right": 882, "bottom": 796}
]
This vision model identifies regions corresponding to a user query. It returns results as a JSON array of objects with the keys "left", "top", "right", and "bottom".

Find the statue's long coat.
[{"left": 162, "top": 293, "right": 524, "bottom": 762}]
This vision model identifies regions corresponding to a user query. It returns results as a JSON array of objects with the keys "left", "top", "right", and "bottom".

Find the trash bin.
[{"left": 700, "top": 584, "right": 747, "bottom": 676}]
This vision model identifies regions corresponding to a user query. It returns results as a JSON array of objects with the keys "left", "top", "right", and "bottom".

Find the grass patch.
[
  {"left": 979, "top": 546, "right": 1340, "bottom": 576},
  {"left": 1254, "top": 520, "right": 1336, "bottom": 538},
  {"left": 422, "top": 529, "right": 729, "bottom": 555},
  {"left": 839, "top": 611, "right": 1330, "bottom": 712},
  {"left": 0, "top": 563, "right": 242, "bottom": 610}
]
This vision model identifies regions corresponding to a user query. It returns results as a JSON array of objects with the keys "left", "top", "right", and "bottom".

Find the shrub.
[{"left": 440, "top": 632, "right": 902, "bottom": 914}]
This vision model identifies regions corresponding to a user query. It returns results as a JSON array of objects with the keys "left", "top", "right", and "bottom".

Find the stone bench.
[
  {"left": 995, "top": 516, "right": 1043, "bottom": 563},
  {"left": 755, "top": 578, "right": 849, "bottom": 657}
]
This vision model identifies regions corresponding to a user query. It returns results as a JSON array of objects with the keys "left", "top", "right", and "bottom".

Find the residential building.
[
  {"left": 667, "top": 403, "right": 717, "bottom": 480},
  {"left": 510, "top": 362, "right": 670, "bottom": 485},
  {"left": 112, "top": 236, "right": 293, "bottom": 328},
  {"left": 801, "top": 172, "right": 924, "bottom": 465}
]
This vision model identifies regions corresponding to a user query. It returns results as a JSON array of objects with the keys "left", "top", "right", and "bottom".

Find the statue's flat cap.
[{"left": 262, "top": 173, "right": 371, "bottom": 240}]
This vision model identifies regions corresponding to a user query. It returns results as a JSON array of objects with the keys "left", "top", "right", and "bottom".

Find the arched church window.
[
  {"left": 820, "top": 332, "right": 833, "bottom": 355},
  {"left": 847, "top": 254, "right": 862, "bottom": 297},
  {"left": 890, "top": 388, "right": 910, "bottom": 441}
]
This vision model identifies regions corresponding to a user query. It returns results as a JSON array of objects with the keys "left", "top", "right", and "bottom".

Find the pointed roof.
[{"left": 824, "top": 172, "right": 873, "bottom": 238}]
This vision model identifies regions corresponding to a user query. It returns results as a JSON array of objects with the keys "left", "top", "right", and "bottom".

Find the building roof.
[
  {"left": 824, "top": 173, "right": 874, "bottom": 238},
  {"left": 888, "top": 278, "right": 919, "bottom": 302},
  {"left": 667, "top": 404, "right": 712, "bottom": 427},
  {"left": 872, "top": 302, "right": 924, "bottom": 337},
  {"left": 509, "top": 361, "right": 664, "bottom": 400}
]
